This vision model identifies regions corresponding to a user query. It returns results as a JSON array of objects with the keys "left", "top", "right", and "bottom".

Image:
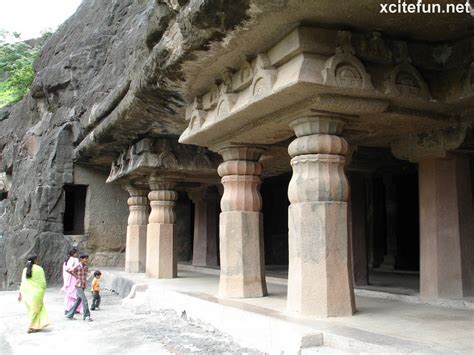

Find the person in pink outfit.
[{"left": 61, "top": 248, "right": 82, "bottom": 314}]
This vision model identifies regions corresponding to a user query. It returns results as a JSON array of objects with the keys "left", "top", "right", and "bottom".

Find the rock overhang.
[{"left": 73, "top": 1, "right": 474, "bottom": 167}]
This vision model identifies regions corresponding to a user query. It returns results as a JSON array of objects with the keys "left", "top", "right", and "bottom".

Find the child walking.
[
  {"left": 90, "top": 270, "right": 101, "bottom": 311},
  {"left": 65, "top": 254, "right": 93, "bottom": 321}
]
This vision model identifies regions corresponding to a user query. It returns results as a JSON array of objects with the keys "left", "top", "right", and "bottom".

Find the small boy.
[
  {"left": 65, "top": 254, "right": 93, "bottom": 321},
  {"left": 90, "top": 270, "right": 101, "bottom": 311}
]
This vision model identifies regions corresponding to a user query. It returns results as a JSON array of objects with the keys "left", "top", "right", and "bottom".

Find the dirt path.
[{"left": 0, "top": 288, "right": 259, "bottom": 354}]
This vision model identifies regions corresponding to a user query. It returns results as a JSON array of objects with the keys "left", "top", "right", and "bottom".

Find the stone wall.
[{"left": 73, "top": 165, "right": 129, "bottom": 267}]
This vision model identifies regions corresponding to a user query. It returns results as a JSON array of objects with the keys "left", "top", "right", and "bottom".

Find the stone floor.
[
  {"left": 100, "top": 265, "right": 474, "bottom": 353},
  {"left": 0, "top": 288, "right": 260, "bottom": 354}
]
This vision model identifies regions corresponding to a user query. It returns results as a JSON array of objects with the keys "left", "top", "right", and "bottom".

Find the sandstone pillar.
[
  {"left": 419, "top": 154, "right": 474, "bottom": 299},
  {"left": 125, "top": 187, "right": 149, "bottom": 273},
  {"left": 217, "top": 146, "right": 267, "bottom": 298},
  {"left": 188, "top": 187, "right": 219, "bottom": 267},
  {"left": 146, "top": 178, "right": 177, "bottom": 279},
  {"left": 380, "top": 175, "right": 398, "bottom": 271},
  {"left": 287, "top": 116, "right": 355, "bottom": 317}
]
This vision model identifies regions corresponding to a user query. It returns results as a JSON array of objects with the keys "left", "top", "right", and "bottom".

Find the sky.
[{"left": 0, "top": 0, "right": 82, "bottom": 40}]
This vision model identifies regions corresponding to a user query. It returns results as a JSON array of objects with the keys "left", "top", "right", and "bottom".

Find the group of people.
[{"left": 17, "top": 248, "right": 103, "bottom": 333}]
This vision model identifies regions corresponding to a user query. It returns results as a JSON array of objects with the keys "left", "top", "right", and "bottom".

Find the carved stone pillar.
[
  {"left": 217, "top": 146, "right": 267, "bottom": 298},
  {"left": 188, "top": 187, "right": 219, "bottom": 267},
  {"left": 287, "top": 116, "right": 355, "bottom": 317},
  {"left": 146, "top": 178, "right": 177, "bottom": 279},
  {"left": 419, "top": 154, "right": 474, "bottom": 299},
  {"left": 125, "top": 187, "right": 149, "bottom": 273}
]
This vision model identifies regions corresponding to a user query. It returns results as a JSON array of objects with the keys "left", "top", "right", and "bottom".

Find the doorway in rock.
[
  {"left": 349, "top": 147, "right": 420, "bottom": 295},
  {"left": 63, "top": 184, "right": 87, "bottom": 235}
]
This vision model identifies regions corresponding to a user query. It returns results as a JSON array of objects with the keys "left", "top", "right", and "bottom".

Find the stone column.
[
  {"left": 287, "top": 116, "right": 355, "bottom": 317},
  {"left": 188, "top": 187, "right": 219, "bottom": 267},
  {"left": 419, "top": 154, "right": 474, "bottom": 299},
  {"left": 146, "top": 178, "right": 177, "bottom": 279},
  {"left": 217, "top": 146, "right": 267, "bottom": 298},
  {"left": 125, "top": 187, "right": 149, "bottom": 273},
  {"left": 380, "top": 174, "right": 398, "bottom": 271}
]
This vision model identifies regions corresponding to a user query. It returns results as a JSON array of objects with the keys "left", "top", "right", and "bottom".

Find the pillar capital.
[
  {"left": 149, "top": 176, "right": 176, "bottom": 191},
  {"left": 215, "top": 145, "right": 266, "bottom": 162},
  {"left": 289, "top": 115, "right": 345, "bottom": 137}
]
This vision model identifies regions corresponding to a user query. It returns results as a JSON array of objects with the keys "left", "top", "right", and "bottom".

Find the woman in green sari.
[{"left": 18, "top": 255, "right": 49, "bottom": 333}]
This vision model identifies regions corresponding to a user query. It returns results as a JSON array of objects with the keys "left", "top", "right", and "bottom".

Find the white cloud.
[{"left": 0, "top": 0, "right": 82, "bottom": 40}]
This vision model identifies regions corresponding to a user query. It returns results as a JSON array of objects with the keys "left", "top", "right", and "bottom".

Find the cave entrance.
[{"left": 63, "top": 184, "right": 87, "bottom": 235}]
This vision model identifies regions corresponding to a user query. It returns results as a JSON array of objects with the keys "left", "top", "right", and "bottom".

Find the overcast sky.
[{"left": 0, "top": 0, "right": 82, "bottom": 40}]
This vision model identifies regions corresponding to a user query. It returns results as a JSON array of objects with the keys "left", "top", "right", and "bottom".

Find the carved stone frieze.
[
  {"left": 106, "top": 137, "right": 221, "bottom": 183},
  {"left": 384, "top": 63, "right": 430, "bottom": 100},
  {"left": 179, "top": 25, "right": 468, "bottom": 149}
]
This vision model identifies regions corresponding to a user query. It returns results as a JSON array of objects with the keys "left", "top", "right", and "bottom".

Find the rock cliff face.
[{"left": 0, "top": 0, "right": 251, "bottom": 289}]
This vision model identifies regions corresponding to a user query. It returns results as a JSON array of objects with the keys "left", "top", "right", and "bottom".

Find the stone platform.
[{"left": 99, "top": 265, "right": 474, "bottom": 354}]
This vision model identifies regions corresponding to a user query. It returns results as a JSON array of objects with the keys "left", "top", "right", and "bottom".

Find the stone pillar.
[
  {"left": 287, "top": 116, "right": 355, "bottom": 317},
  {"left": 419, "top": 154, "right": 474, "bottom": 299},
  {"left": 217, "top": 146, "right": 267, "bottom": 298},
  {"left": 146, "top": 178, "right": 177, "bottom": 279},
  {"left": 188, "top": 187, "right": 219, "bottom": 267},
  {"left": 349, "top": 174, "right": 369, "bottom": 286},
  {"left": 380, "top": 174, "right": 398, "bottom": 271},
  {"left": 125, "top": 187, "right": 149, "bottom": 273}
]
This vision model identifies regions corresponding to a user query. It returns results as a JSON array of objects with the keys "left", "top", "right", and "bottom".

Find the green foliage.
[{"left": 0, "top": 31, "right": 38, "bottom": 108}]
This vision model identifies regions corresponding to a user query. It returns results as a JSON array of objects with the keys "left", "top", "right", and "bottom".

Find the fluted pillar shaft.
[
  {"left": 146, "top": 178, "right": 177, "bottom": 279},
  {"left": 287, "top": 116, "right": 355, "bottom": 317},
  {"left": 217, "top": 146, "right": 267, "bottom": 298},
  {"left": 125, "top": 187, "right": 149, "bottom": 273}
]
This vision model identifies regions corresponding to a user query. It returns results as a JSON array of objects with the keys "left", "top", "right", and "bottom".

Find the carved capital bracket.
[
  {"left": 391, "top": 126, "right": 469, "bottom": 163},
  {"left": 107, "top": 137, "right": 221, "bottom": 184}
]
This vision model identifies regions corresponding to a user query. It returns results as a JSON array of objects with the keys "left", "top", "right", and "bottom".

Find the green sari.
[{"left": 20, "top": 264, "right": 49, "bottom": 330}]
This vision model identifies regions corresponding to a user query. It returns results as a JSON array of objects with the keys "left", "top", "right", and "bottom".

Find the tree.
[{"left": 0, "top": 31, "right": 38, "bottom": 108}]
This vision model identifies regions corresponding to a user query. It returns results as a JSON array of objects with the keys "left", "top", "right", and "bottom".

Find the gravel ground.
[{"left": 0, "top": 288, "right": 261, "bottom": 354}]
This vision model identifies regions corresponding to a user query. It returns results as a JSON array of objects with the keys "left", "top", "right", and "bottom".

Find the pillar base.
[
  {"left": 146, "top": 223, "right": 177, "bottom": 279},
  {"left": 125, "top": 225, "right": 147, "bottom": 273},
  {"left": 219, "top": 211, "right": 267, "bottom": 298},
  {"left": 287, "top": 202, "right": 355, "bottom": 317}
]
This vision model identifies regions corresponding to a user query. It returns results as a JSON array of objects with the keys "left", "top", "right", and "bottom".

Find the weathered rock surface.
[{"left": 0, "top": 0, "right": 252, "bottom": 289}]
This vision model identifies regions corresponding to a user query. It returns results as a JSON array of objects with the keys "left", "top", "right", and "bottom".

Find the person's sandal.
[{"left": 83, "top": 316, "right": 93, "bottom": 322}]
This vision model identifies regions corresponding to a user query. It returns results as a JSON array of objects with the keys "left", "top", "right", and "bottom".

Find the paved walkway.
[
  {"left": 0, "top": 288, "right": 260, "bottom": 354},
  {"left": 101, "top": 266, "right": 474, "bottom": 353}
]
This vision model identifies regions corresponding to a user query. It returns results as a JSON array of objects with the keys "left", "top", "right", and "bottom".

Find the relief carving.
[
  {"left": 384, "top": 63, "right": 430, "bottom": 100},
  {"left": 202, "top": 84, "right": 220, "bottom": 110},
  {"left": 193, "top": 148, "right": 213, "bottom": 169},
  {"left": 361, "top": 31, "right": 392, "bottom": 63},
  {"left": 216, "top": 94, "right": 238, "bottom": 118},
  {"left": 232, "top": 59, "right": 253, "bottom": 92},
  {"left": 250, "top": 54, "right": 276, "bottom": 101},
  {"left": 322, "top": 54, "right": 373, "bottom": 90},
  {"left": 157, "top": 141, "right": 178, "bottom": 168}
]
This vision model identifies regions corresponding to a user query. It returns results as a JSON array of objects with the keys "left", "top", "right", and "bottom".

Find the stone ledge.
[{"left": 97, "top": 267, "right": 472, "bottom": 354}]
